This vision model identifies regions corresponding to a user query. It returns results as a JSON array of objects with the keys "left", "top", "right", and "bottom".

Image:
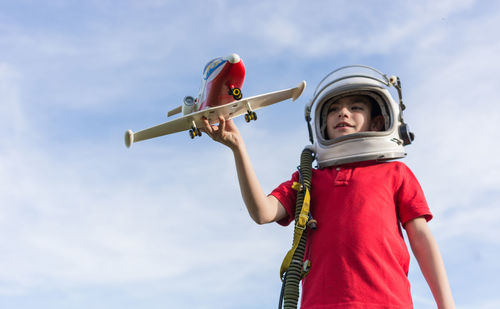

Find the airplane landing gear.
[
  {"left": 189, "top": 120, "right": 202, "bottom": 139},
  {"left": 244, "top": 111, "right": 257, "bottom": 122},
  {"left": 229, "top": 87, "right": 242, "bottom": 100},
  {"left": 189, "top": 127, "right": 202, "bottom": 139}
]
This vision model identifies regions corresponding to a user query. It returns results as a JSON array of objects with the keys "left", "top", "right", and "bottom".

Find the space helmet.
[{"left": 305, "top": 65, "right": 414, "bottom": 168}]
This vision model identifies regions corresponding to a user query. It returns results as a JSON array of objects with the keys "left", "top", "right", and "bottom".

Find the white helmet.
[{"left": 305, "top": 65, "right": 414, "bottom": 168}]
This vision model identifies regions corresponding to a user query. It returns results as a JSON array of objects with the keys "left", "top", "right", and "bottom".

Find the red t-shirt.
[{"left": 270, "top": 161, "right": 432, "bottom": 309}]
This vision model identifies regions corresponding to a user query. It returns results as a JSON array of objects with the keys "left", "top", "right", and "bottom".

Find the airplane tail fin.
[{"left": 167, "top": 106, "right": 182, "bottom": 117}]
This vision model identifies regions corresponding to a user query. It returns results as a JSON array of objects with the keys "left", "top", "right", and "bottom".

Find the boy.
[{"left": 202, "top": 67, "right": 455, "bottom": 308}]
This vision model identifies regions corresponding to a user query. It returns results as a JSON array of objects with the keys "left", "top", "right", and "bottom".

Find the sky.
[{"left": 1, "top": 0, "right": 500, "bottom": 308}]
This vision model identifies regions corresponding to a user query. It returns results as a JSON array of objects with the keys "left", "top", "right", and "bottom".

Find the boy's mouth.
[{"left": 335, "top": 122, "right": 353, "bottom": 128}]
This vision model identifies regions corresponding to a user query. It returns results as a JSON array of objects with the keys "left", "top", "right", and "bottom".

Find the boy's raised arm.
[
  {"left": 405, "top": 217, "right": 456, "bottom": 309},
  {"left": 202, "top": 117, "right": 287, "bottom": 224}
]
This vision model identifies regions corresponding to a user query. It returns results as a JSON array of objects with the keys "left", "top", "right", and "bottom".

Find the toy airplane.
[{"left": 124, "top": 53, "right": 306, "bottom": 148}]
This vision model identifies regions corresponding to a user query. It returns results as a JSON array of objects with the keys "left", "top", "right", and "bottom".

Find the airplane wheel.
[
  {"left": 231, "top": 88, "right": 242, "bottom": 100},
  {"left": 251, "top": 112, "right": 257, "bottom": 121},
  {"left": 189, "top": 130, "right": 195, "bottom": 139},
  {"left": 244, "top": 114, "right": 250, "bottom": 123}
]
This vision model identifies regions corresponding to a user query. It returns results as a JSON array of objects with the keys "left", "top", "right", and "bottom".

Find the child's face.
[{"left": 326, "top": 95, "right": 373, "bottom": 139}]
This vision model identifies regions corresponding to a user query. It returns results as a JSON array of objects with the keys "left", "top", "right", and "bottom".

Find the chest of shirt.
[{"left": 308, "top": 164, "right": 401, "bottom": 231}]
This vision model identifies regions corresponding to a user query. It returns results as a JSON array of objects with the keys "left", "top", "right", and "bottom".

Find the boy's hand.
[{"left": 202, "top": 116, "right": 243, "bottom": 151}]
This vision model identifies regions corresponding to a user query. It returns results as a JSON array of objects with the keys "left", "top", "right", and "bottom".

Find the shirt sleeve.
[
  {"left": 269, "top": 171, "right": 299, "bottom": 226},
  {"left": 395, "top": 163, "right": 433, "bottom": 226}
]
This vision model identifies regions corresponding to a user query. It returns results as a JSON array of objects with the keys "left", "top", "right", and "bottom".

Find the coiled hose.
[{"left": 279, "top": 148, "right": 314, "bottom": 309}]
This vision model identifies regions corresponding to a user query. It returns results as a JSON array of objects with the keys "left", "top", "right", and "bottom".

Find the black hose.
[{"left": 280, "top": 148, "right": 314, "bottom": 309}]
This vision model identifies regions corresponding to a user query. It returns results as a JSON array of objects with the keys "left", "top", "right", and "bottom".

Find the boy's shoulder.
[
  {"left": 366, "top": 161, "right": 415, "bottom": 177},
  {"left": 380, "top": 160, "right": 410, "bottom": 170}
]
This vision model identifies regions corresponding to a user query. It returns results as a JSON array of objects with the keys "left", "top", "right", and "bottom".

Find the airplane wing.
[{"left": 125, "top": 80, "right": 306, "bottom": 147}]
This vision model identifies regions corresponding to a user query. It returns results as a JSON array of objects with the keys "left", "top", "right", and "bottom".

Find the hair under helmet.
[{"left": 305, "top": 65, "right": 414, "bottom": 168}]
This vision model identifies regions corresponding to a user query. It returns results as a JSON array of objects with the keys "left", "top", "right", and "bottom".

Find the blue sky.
[{"left": 1, "top": 0, "right": 500, "bottom": 308}]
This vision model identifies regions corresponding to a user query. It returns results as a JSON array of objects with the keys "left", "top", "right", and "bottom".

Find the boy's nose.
[{"left": 338, "top": 106, "right": 350, "bottom": 117}]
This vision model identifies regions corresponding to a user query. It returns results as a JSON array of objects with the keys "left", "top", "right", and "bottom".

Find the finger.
[
  {"left": 219, "top": 116, "right": 226, "bottom": 133},
  {"left": 225, "top": 118, "right": 239, "bottom": 133},
  {"left": 201, "top": 117, "right": 213, "bottom": 135},
  {"left": 225, "top": 118, "right": 234, "bottom": 128}
]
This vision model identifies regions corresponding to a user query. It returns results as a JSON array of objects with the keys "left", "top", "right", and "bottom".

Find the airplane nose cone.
[{"left": 226, "top": 53, "right": 241, "bottom": 64}]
